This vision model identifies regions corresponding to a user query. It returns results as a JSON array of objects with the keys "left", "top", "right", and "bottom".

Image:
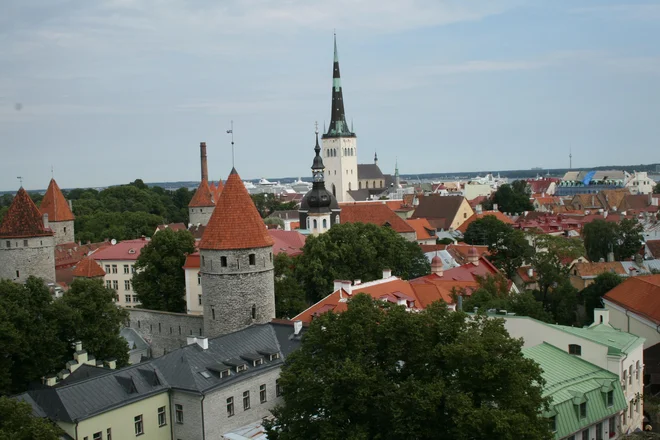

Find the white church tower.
[{"left": 322, "top": 34, "right": 358, "bottom": 203}]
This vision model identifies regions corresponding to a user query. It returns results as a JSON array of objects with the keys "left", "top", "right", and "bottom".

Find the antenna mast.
[{"left": 226, "top": 121, "right": 235, "bottom": 168}]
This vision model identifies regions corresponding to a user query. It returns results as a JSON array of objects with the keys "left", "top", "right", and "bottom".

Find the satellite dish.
[{"left": 110, "top": 239, "right": 117, "bottom": 246}]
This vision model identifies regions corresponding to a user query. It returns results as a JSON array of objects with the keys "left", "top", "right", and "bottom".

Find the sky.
[{"left": 1, "top": 0, "right": 659, "bottom": 191}]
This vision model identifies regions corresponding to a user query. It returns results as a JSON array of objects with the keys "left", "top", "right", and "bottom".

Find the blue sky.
[{"left": 1, "top": 0, "right": 659, "bottom": 190}]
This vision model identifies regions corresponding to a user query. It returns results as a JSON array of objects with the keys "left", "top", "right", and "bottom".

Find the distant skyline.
[{"left": 1, "top": 0, "right": 659, "bottom": 191}]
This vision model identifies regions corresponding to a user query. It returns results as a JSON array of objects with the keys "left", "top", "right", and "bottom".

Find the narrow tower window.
[
  {"left": 249, "top": 254, "right": 256, "bottom": 266},
  {"left": 212, "top": 308, "right": 216, "bottom": 320},
  {"left": 252, "top": 304, "right": 256, "bottom": 320},
  {"left": 313, "top": 219, "right": 318, "bottom": 229},
  {"left": 221, "top": 256, "right": 227, "bottom": 267},
  {"left": 323, "top": 219, "right": 327, "bottom": 229}
]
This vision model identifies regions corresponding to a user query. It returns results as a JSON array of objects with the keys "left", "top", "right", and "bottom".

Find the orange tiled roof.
[
  {"left": 340, "top": 203, "right": 415, "bottom": 234},
  {"left": 406, "top": 218, "right": 435, "bottom": 240},
  {"left": 40, "top": 178, "right": 74, "bottom": 222},
  {"left": 188, "top": 179, "right": 215, "bottom": 208},
  {"left": 71, "top": 257, "right": 106, "bottom": 278},
  {"left": 213, "top": 179, "right": 224, "bottom": 202},
  {"left": 456, "top": 211, "right": 513, "bottom": 234},
  {"left": 199, "top": 168, "right": 274, "bottom": 250},
  {"left": 571, "top": 262, "right": 626, "bottom": 278},
  {"left": 0, "top": 187, "right": 54, "bottom": 238},
  {"left": 604, "top": 275, "right": 660, "bottom": 324}
]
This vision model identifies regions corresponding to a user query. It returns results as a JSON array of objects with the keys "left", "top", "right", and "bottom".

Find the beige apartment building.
[{"left": 91, "top": 238, "right": 150, "bottom": 308}]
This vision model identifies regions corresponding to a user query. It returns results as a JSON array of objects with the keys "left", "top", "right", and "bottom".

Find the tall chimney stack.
[{"left": 200, "top": 142, "right": 208, "bottom": 182}]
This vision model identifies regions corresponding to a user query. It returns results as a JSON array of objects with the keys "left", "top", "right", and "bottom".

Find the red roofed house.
[
  {"left": 184, "top": 229, "right": 306, "bottom": 315},
  {"left": 340, "top": 203, "right": 416, "bottom": 241},
  {"left": 71, "top": 257, "right": 106, "bottom": 279},
  {"left": 0, "top": 187, "right": 56, "bottom": 283},
  {"left": 154, "top": 223, "right": 188, "bottom": 235},
  {"left": 603, "top": 275, "right": 660, "bottom": 349},
  {"left": 405, "top": 218, "right": 437, "bottom": 245},
  {"left": 198, "top": 167, "right": 276, "bottom": 338},
  {"left": 90, "top": 238, "right": 150, "bottom": 308},
  {"left": 293, "top": 248, "right": 503, "bottom": 324},
  {"left": 645, "top": 240, "right": 660, "bottom": 260},
  {"left": 40, "top": 178, "right": 75, "bottom": 245}
]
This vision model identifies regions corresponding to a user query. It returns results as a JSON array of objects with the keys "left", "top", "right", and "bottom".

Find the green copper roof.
[
  {"left": 523, "top": 343, "right": 627, "bottom": 439},
  {"left": 549, "top": 321, "right": 644, "bottom": 356}
]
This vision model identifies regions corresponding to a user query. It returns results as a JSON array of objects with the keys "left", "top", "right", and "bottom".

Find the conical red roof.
[
  {"left": 188, "top": 179, "right": 215, "bottom": 207},
  {"left": 213, "top": 179, "right": 224, "bottom": 202},
  {"left": 40, "top": 178, "right": 75, "bottom": 221},
  {"left": 200, "top": 168, "right": 273, "bottom": 250},
  {"left": 0, "top": 188, "right": 54, "bottom": 238},
  {"left": 71, "top": 257, "right": 106, "bottom": 278}
]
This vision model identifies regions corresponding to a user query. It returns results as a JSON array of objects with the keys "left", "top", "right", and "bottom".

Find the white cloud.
[{"left": 570, "top": 4, "right": 660, "bottom": 21}]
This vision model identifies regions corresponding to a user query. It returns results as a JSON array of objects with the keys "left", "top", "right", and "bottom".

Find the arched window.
[
  {"left": 251, "top": 304, "right": 256, "bottom": 320},
  {"left": 359, "top": 181, "right": 362, "bottom": 189},
  {"left": 380, "top": 181, "right": 383, "bottom": 188},
  {"left": 373, "top": 181, "right": 376, "bottom": 188},
  {"left": 313, "top": 219, "right": 318, "bottom": 229},
  {"left": 335, "top": 215, "right": 340, "bottom": 224},
  {"left": 322, "top": 219, "right": 327, "bottom": 229},
  {"left": 349, "top": 182, "right": 352, "bottom": 190},
  {"left": 366, "top": 181, "right": 369, "bottom": 189}
]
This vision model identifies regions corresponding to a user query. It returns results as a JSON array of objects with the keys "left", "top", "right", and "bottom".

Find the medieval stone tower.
[
  {"left": 40, "top": 178, "right": 75, "bottom": 245},
  {"left": 0, "top": 187, "right": 56, "bottom": 283},
  {"left": 198, "top": 168, "right": 275, "bottom": 338},
  {"left": 188, "top": 142, "right": 223, "bottom": 226},
  {"left": 322, "top": 34, "right": 358, "bottom": 203}
]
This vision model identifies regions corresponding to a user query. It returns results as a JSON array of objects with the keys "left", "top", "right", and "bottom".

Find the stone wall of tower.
[
  {"left": 49, "top": 220, "right": 75, "bottom": 245},
  {"left": 0, "top": 235, "right": 56, "bottom": 283},
  {"left": 189, "top": 206, "right": 215, "bottom": 227},
  {"left": 126, "top": 308, "right": 204, "bottom": 357},
  {"left": 322, "top": 136, "right": 358, "bottom": 203},
  {"left": 201, "top": 246, "right": 275, "bottom": 338}
]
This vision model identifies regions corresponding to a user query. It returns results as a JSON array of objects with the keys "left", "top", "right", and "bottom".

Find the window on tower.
[
  {"left": 249, "top": 254, "right": 256, "bottom": 266},
  {"left": 221, "top": 256, "right": 227, "bottom": 267},
  {"left": 251, "top": 304, "right": 256, "bottom": 320},
  {"left": 323, "top": 219, "right": 327, "bottom": 229},
  {"left": 313, "top": 219, "right": 318, "bottom": 229}
]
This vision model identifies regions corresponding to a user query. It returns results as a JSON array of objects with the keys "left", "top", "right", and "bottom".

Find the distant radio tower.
[{"left": 569, "top": 148, "right": 573, "bottom": 170}]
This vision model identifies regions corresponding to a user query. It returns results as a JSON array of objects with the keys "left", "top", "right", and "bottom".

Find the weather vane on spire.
[
  {"left": 226, "top": 120, "right": 235, "bottom": 168},
  {"left": 315, "top": 121, "right": 319, "bottom": 134},
  {"left": 17, "top": 176, "right": 23, "bottom": 187}
]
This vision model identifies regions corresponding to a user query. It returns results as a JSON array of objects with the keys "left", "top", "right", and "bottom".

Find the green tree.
[
  {"left": 581, "top": 272, "right": 623, "bottom": 324},
  {"left": 265, "top": 295, "right": 552, "bottom": 440},
  {"left": 274, "top": 253, "right": 307, "bottom": 319},
  {"left": 0, "top": 278, "right": 67, "bottom": 395},
  {"left": 529, "top": 234, "right": 584, "bottom": 304},
  {"left": 547, "top": 280, "right": 579, "bottom": 326},
  {"left": 0, "top": 396, "right": 63, "bottom": 440},
  {"left": 654, "top": 182, "right": 660, "bottom": 194},
  {"left": 485, "top": 181, "right": 534, "bottom": 214},
  {"left": 583, "top": 219, "right": 643, "bottom": 262},
  {"left": 264, "top": 217, "right": 285, "bottom": 229},
  {"left": 295, "top": 223, "right": 430, "bottom": 303},
  {"left": 461, "top": 275, "right": 552, "bottom": 322},
  {"left": 463, "top": 215, "right": 511, "bottom": 246},
  {"left": 132, "top": 229, "right": 196, "bottom": 312},
  {"left": 54, "top": 278, "right": 130, "bottom": 368},
  {"left": 250, "top": 194, "right": 297, "bottom": 218}
]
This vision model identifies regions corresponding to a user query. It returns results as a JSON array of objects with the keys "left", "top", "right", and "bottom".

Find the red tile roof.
[
  {"left": 604, "top": 275, "right": 660, "bottom": 324},
  {"left": 199, "top": 168, "right": 274, "bottom": 250},
  {"left": 156, "top": 223, "right": 187, "bottom": 232},
  {"left": 183, "top": 252, "right": 200, "bottom": 269},
  {"left": 269, "top": 230, "right": 306, "bottom": 257},
  {"left": 213, "top": 179, "right": 224, "bottom": 203},
  {"left": 90, "top": 238, "right": 149, "bottom": 261},
  {"left": 647, "top": 240, "right": 660, "bottom": 259},
  {"left": 340, "top": 203, "right": 415, "bottom": 234},
  {"left": 405, "top": 218, "right": 435, "bottom": 241},
  {"left": 456, "top": 211, "right": 513, "bottom": 234},
  {"left": 55, "top": 241, "right": 112, "bottom": 269},
  {"left": 188, "top": 179, "right": 215, "bottom": 208},
  {"left": 40, "top": 179, "right": 75, "bottom": 222},
  {"left": 571, "top": 262, "right": 626, "bottom": 278},
  {"left": 0, "top": 187, "right": 54, "bottom": 238},
  {"left": 467, "top": 195, "right": 488, "bottom": 209},
  {"left": 71, "top": 257, "right": 106, "bottom": 278}
]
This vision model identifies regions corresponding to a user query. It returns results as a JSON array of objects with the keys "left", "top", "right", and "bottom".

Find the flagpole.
[{"left": 226, "top": 121, "right": 235, "bottom": 168}]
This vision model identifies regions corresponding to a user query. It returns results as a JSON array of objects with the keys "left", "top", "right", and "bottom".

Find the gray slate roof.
[
  {"left": 18, "top": 322, "right": 302, "bottom": 423},
  {"left": 268, "top": 210, "right": 300, "bottom": 221},
  {"left": 357, "top": 164, "right": 384, "bottom": 180}
]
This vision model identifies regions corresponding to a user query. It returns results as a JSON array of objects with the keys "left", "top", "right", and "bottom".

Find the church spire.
[
  {"left": 325, "top": 33, "right": 354, "bottom": 138},
  {"left": 312, "top": 122, "right": 325, "bottom": 181}
]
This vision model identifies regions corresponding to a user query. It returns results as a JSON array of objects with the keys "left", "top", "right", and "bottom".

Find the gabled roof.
[
  {"left": 269, "top": 230, "right": 306, "bottom": 257},
  {"left": 647, "top": 240, "right": 660, "bottom": 259},
  {"left": 549, "top": 321, "right": 644, "bottom": 356},
  {"left": 199, "top": 168, "right": 274, "bottom": 251},
  {"left": 212, "top": 179, "right": 224, "bottom": 203},
  {"left": 357, "top": 164, "right": 384, "bottom": 180},
  {"left": 405, "top": 218, "right": 435, "bottom": 241},
  {"left": 155, "top": 223, "right": 187, "bottom": 232},
  {"left": 571, "top": 262, "right": 626, "bottom": 278},
  {"left": 188, "top": 179, "right": 215, "bottom": 208},
  {"left": 411, "top": 195, "right": 469, "bottom": 230},
  {"left": 604, "top": 275, "right": 660, "bottom": 324},
  {"left": 55, "top": 241, "right": 111, "bottom": 269},
  {"left": 71, "top": 257, "right": 106, "bottom": 278},
  {"left": 0, "top": 187, "right": 54, "bottom": 238},
  {"left": 339, "top": 203, "right": 414, "bottom": 234},
  {"left": 40, "top": 179, "right": 75, "bottom": 222}
]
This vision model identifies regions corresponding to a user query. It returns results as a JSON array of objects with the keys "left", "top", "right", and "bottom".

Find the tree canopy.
[
  {"left": 484, "top": 181, "right": 534, "bottom": 214},
  {"left": 0, "top": 277, "right": 128, "bottom": 395},
  {"left": 582, "top": 218, "right": 644, "bottom": 262},
  {"left": 294, "top": 222, "right": 430, "bottom": 303},
  {"left": 273, "top": 253, "right": 307, "bottom": 319},
  {"left": 0, "top": 396, "right": 63, "bottom": 440},
  {"left": 250, "top": 193, "right": 297, "bottom": 218},
  {"left": 133, "top": 229, "right": 196, "bottom": 313},
  {"left": 581, "top": 272, "right": 623, "bottom": 324},
  {"left": 265, "top": 295, "right": 552, "bottom": 440}
]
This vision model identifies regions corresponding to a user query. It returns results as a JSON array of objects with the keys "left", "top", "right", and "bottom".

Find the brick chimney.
[{"left": 200, "top": 142, "right": 208, "bottom": 182}]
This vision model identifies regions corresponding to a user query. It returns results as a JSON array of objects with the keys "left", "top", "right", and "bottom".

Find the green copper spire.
[{"left": 324, "top": 33, "right": 355, "bottom": 139}]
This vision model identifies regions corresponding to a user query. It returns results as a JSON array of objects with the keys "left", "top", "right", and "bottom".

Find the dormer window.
[
  {"left": 253, "top": 358, "right": 263, "bottom": 367},
  {"left": 548, "top": 416, "right": 556, "bottom": 433},
  {"left": 568, "top": 344, "right": 581, "bottom": 356},
  {"left": 221, "top": 369, "right": 231, "bottom": 378},
  {"left": 607, "top": 390, "right": 614, "bottom": 407},
  {"left": 269, "top": 353, "right": 280, "bottom": 361},
  {"left": 236, "top": 364, "right": 247, "bottom": 373},
  {"left": 579, "top": 402, "right": 587, "bottom": 419}
]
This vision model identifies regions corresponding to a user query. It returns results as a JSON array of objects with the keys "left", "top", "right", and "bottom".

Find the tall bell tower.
[{"left": 322, "top": 34, "right": 358, "bottom": 203}]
